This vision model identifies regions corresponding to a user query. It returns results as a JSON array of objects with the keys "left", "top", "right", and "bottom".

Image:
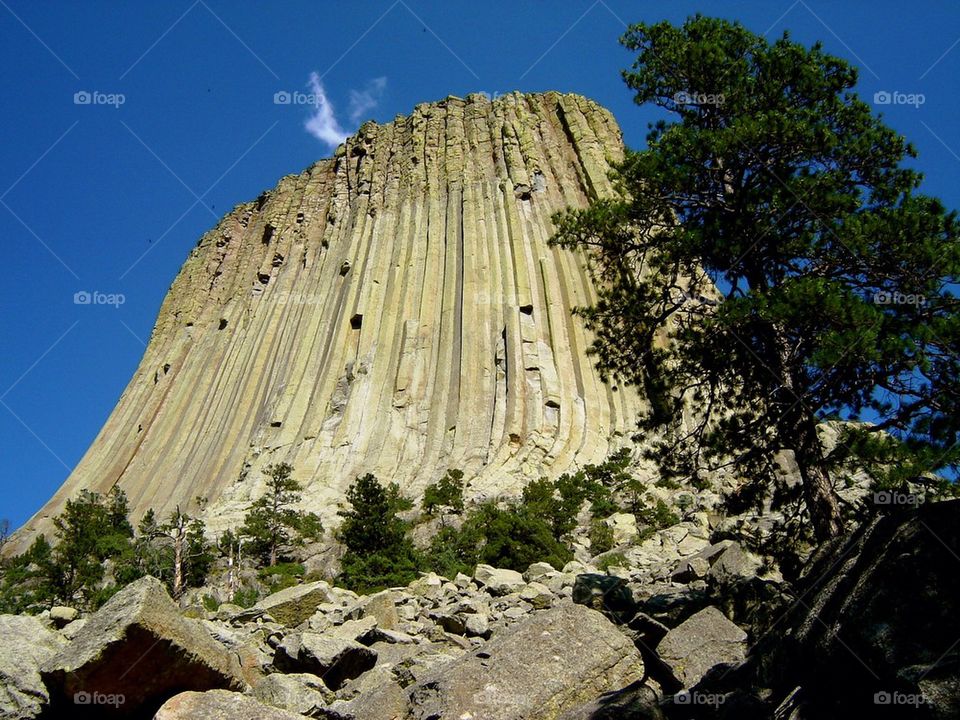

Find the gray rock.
[
  {"left": 402, "top": 603, "right": 644, "bottom": 719},
  {"left": 707, "top": 542, "right": 763, "bottom": 584},
  {"left": 557, "top": 682, "right": 664, "bottom": 719},
  {"left": 41, "top": 576, "right": 243, "bottom": 717},
  {"left": 0, "top": 614, "right": 66, "bottom": 720},
  {"left": 153, "top": 689, "right": 304, "bottom": 719},
  {"left": 255, "top": 581, "right": 333, "bottom": 627},
  {"left": 519, "top": 581, "right": 554, "bottom": 609},
  {"left": 49, "top": 606, "right": 79, "bottom": 628},
  {"left": 361, "top": 591, "right": 399, "bottom": 630},
  {"left": 523, "top": 561, "right": 556, "bottom": 583},
  {"left": 656, "top": 605, "right": 747, "bottom": 687},
  {"left": 252, "top": 672, "right": 331, "bottom": 716},
  {"left": 274, "top": 632, "right": 377, "bottom": 690},
  {"left": 463, "top": 613, "right": 491, "bottom": 638},
  {"left": 473, "top": 565, "right": 525, "bottom": 596}
]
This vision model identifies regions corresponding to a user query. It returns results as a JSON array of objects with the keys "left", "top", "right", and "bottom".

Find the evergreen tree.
[
  {"left": 422, "top": 469, "right": 466, "bottom": 522},
  {"left": 551, "top": 15, "right": 960, "bottom": 540},
  {"left": 240, "top": 463, "right": 323, "bottom": 566},
  {"left": 338, "top": 474, "right": 420, "bottom": 593}
]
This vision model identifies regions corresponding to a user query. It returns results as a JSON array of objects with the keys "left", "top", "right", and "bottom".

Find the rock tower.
[{"left": 15, "top": 92, "right": 646, "bottom": 545}]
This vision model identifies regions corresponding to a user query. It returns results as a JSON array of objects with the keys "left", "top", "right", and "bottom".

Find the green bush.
[
  {"left": 231, "top": 585, "right": 259, "bottom": 608},
  {"left": 258, "top": 562, "right": 304, "bottom": 591},
  {"left": 597, "top": 552, "right": 628, "bottom": 573},
  {"left": 589, "top": 519, "right": 615, "bottom": 555}
]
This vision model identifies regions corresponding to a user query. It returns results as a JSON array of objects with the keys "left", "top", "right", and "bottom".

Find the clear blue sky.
[{"left": 2, "top": 0, "right": 959, "bottom": 530}]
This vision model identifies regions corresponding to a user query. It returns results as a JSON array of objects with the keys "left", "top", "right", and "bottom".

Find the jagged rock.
[
  {"left": 153, "top": 690, "right": 304, "bottom": 719},
  {"left": 523, "top": 561, "right": 556, "bottom": 582},
  {"left": 0, "top": 614, "right": 66, "bottom": 720},
  {"left": 274, "top": 632, "right": 377, "bottom": 691},
  {"left": 49, "top": 606, "right": 78, "bottom": 628},
  {"left": 755, "top": 500, "right": 960, "bottom": 719},
  {"left": 10, "top": 92, "right": 640, "bottom": 553},
  {"left": 671, "top": 556, "right": 711, "bottom": 583},
  {"left": 572, "top": 573, "right": 636, "bottom": 622},
  {"left": 473, "top": 565, "right": 525, "bottom": 596},
  {"left": 707, "top": 542, "right": 763, "bottom": 585},
  {"left": 256, "top": 581, "right": 333, "bottom": 626},
  {"left": 518, "top": 581, "right": 554, "bottom": 609},
  {"left": 656, "top": 605, "right": 747, "bottom": 687},
  {"left": 252, "top": 673, "right": 332, "bottom": 716},
  {"left": 557, "top": 682, "right": 665, "bottom": 719},
  {"left": 463, "top": 613, "right": 491, "bottom": 639},
  {"left": 41, "top": 576, "right": 243, "bottom": 718},
  {"left": 361, "top": 591, "right": 399, "bottom": 630},
  {"left": 401, "top": 603, "right": 644, "bottom": 719}
]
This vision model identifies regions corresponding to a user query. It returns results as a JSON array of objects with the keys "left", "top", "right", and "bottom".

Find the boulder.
[
  {"left": 707, "top": 542, "right": 763, "bottom": 585},
  {"left": 361, "top": 590, "right": 399, "bottom": 630},
  {"left": 49, "top": 606, "right": 79, "bottom": 628},
  {"left": 757, "top": 500, "right": 960, "bottom": 719},
  {"left": 255, "top": 581, "right": 333, "bottom": 626},
  {"left": 572, "top": 573, "right": 637, "bottom": 623},
  {"left": 519, "top": 581, "right": 554, "bottom": 609},
  {"left": 402, "top": 603, "right": 644, "bottom": 719},
  {"left": 557, "top": 682, "right": 664, "bottom": 719},
  {"left": 153, "top": 689, "right": 304, "bottom": 719},
  {"left": 656, "top": 605, "right": 747, "bottom": 687},
  {"left": 41, "top": 576, "right": 244, "bottom": 718},
  {"left": 0, "top": 614, "right": 66, "bottom": 719},
  {"left": 473, "top": 565, "right": 525, "bottom": 596},
  {"left": 274, "top": 632, "right": 377, "bottom": 690},
  {"left": 523, "top": 561, "right": 556, "bottom": 583},
  {"left": 252, "top": 673, "right": 331, "bottom": 716}
]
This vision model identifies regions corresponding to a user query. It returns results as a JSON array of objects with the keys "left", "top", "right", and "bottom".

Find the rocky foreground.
[{"left": 1, "top": 500, "right": 957, "bottom": 719}]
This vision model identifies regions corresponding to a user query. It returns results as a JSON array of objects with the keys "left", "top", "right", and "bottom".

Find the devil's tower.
[{"left": 15, "top": 91, "right": 646, "bottom": 546}]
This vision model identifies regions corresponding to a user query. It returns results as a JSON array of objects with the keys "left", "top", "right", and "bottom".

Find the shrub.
[{"left": 589, "top": 519, "right": 615, "bottom": 555}]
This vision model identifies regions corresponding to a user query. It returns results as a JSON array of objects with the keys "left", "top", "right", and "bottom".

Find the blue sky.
[{"left": 1, "top": 0, "right": 959, "bottom": 530}]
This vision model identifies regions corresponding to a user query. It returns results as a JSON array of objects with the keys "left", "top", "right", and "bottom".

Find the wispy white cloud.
[
  {"left": 304, "top": 72, "right": 348, "bottom": 147},
  {"left": 348, "top": 77, "right": 387, "bottom": 125},
  {"left": 303, "top": 74, "right": 388, "bottom": 149}
]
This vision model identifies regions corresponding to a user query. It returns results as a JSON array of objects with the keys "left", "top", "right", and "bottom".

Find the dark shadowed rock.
[
  {"left": 274, "top": 632, "right": 377, "bottom": 691},
  {"left": 402, "top": 603, "right": 644, "bottom": 719},
  {"left": 153, "top": 689, "right": 304, "bottom": 719},
  {"left": 572, "top": 573, "right": 637, "bottom": 623},
  {"left": 0, "top": 614, "right": 66, "bottom": 719},
  {"left": 756, "top": 499, "right": 960, "bottom": 719},
  {"left": 557, "top": 682, "right": 665, "bottom": 720},
  {"left": 41, "top": 576, "right": 244, "bottom": 718}
]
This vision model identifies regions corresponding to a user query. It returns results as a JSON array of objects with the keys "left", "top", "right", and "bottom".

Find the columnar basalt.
[{"left": 14, "top": 92, "right": 645, "bottom": 545}]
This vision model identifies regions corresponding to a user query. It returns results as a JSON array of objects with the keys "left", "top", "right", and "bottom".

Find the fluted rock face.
[{"left": 17, "top": 92, "right": 645, "bottom": 543}]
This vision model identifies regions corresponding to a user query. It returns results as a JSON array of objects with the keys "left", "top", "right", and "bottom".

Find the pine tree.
[
  {"left": 240, "top": 463, "right": 323, "bottom": 566},
  {"left": 551, "top": 15, "right": 960, "bottom": 540}
]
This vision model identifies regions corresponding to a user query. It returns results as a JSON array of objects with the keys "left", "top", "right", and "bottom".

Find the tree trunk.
[
  {"left": 173, "top": 534, "right": 183, "bottom": 598},
  {"left": 793, "top": 417, "right": 845, "bottom": 541}
]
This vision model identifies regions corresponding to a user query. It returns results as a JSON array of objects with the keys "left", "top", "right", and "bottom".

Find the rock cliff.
[{"left": 14, "top": 91, "right": 645, "bottom": 547}]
